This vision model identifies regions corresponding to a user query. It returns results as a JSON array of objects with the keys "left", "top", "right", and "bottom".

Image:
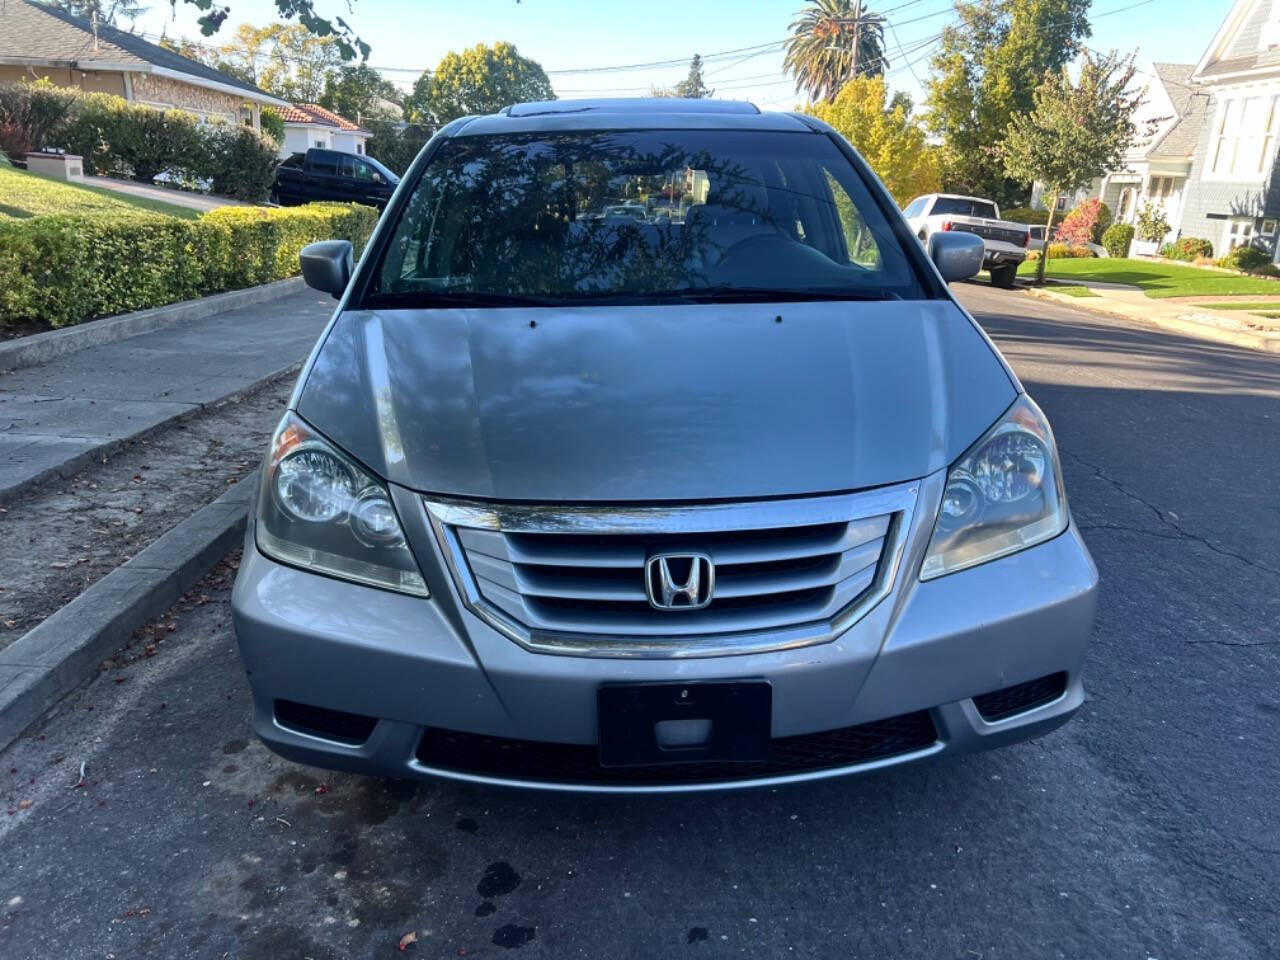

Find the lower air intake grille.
[
  {"left": 274, "top": 699, "right": 378, "bottom": 745},
  {"left": 415, "top": 711, "right": 938, "bottom": 786},
  {"left": 972, "top": 673, "right": 1068, "bottom": 722}
]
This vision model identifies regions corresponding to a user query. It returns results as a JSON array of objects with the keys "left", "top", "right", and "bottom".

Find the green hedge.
[
  {"left": 1101, "top": 223, "right": 1134, "bottom": 258},
  {"left": 1167, "top": 236, "right": 1214, "bottom": 262},
  {"left": 0, "top": 202, "right": 378, "bottom": 328}
]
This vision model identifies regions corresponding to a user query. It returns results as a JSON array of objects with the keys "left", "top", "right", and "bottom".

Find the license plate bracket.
[{"left": 597, "top": 680, "right": 772, "bottom": 768}]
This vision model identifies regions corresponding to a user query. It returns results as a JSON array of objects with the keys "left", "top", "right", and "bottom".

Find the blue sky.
[{"left": 131, "top": 0, "right": 1231, "bottom": 109}]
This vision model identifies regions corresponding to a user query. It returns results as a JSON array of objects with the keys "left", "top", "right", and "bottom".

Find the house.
[
  {"left": 277, "top": 103, "right": 372, "bottom": 158},
  {"left": 1179, "top": 0, "right": 1280, "bottom": 259},
  {"left": 0, "top": 0, "right": 286, "bottom": 129},
  {"left": 1031, "top": 62, "right": 1209, "bottom": 247},
  {"left": 1099, "top": 63, "right": 1210, "bottom": 245}
]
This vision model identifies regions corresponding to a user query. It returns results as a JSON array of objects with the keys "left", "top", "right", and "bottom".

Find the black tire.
[{"left": 991, "top": 264, "right": 1018, "bottom": 289}]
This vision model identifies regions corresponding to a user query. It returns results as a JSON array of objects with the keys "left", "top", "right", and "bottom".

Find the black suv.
[{"left": 271, "top": 148, "right": 399, "bottom": 210}]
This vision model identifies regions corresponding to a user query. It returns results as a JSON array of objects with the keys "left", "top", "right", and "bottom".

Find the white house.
[
  {"left": 1178, "top": 0, "right": 1280, "bottom": 259},
  {"left": 278, "top": 103, "right": 372, "bottom": 158},
  {"left": 1033, "top": 63, "right": 1207, "bottom": 246}
]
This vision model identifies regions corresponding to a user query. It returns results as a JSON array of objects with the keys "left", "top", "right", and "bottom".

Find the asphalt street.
[{"left": 2, "top": 282, "right": 1278, "bottom": 959}]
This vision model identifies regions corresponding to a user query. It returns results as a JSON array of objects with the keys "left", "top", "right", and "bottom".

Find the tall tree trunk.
[{"left": 1035, "top": 190, "right": 1059, "bottom": 286}]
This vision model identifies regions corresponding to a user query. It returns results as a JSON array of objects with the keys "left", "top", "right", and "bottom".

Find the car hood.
[{"left": 295, "top": 300, "right": 1016, "bottom": 502}]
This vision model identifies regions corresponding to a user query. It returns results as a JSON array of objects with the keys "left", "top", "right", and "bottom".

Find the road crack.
[{"left": 1063, "top": 447, "right": 1280, "bottom": 578}]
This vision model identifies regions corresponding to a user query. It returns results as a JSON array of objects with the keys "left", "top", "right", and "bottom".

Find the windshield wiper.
[{"left": 652, "top": 285, "right": 901, "bottom": 304}]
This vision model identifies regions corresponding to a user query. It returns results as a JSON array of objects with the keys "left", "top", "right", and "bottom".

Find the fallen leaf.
[{"left": 399, "top": 931, "right": 418, "bottom": 951}]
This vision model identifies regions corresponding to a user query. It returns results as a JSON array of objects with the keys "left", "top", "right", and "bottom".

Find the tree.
[
  {"left": 174, "top": 0, "right": 370, "bottom": 62},
  {"left": 221, "top": 23, "right": 342, "bottom": 103},
  {"left": 805, "top": 74, "right": 940, "bottom": 203},
  {"left": 924, "top": 0, "right": 1091, "bottom": 206},
  {"left": 210, "top": 22, "right": 272, "bottom": 86},
  {"left": 405, "top": 42, "right": 555, "bottom": 126},
  {"left": 320, "top": 65, "right": 400, "bottom": 123},
  {"left": 49, "top": 0, "right": 148, "bottom": 25},
  {"left": 675, "top": 54, "right": 714, "bottom": 99},
  {"left": 785, "top": 0, "right": 888, "bottom": 103},
  {"left": 1001, "top": 51, "right": 1145, "bottom": 283}
]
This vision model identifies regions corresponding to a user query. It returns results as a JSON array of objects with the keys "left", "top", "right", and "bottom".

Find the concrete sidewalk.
[
  {"left": 1025, "top": 283, "right": 1280, "bottom": 352},
  {"left": 0, "top": 287, "right": 333, "bottom": 502}
]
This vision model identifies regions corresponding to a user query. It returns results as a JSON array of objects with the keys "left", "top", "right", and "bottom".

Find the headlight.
[
  {"left": 920, "top": 396, "right": 1068, "bottom": 580},
  {"left": 256, "top": 413, "right": 428, "bottom": 596}
]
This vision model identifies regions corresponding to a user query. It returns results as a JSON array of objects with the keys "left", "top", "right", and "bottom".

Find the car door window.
[
  {"left": 309, "top": 151, "right": 338, "bottom": 176},
  {"left": 339, "top": 155, "right": 357, "bottom": 179},
  {"left": 354, "top": 159, "right": 377, "bottom": 182}
]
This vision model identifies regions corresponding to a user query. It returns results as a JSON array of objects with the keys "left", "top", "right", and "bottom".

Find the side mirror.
[
  {"left": 928, "top": 231, "right": 985, "bottom": 283},
  {"left": 300, "top": 240, "right": 353, "bottom": 299}
]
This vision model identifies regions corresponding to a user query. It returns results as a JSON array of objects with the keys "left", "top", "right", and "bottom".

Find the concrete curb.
[
  {"left": 0, "top": 277, "right": 307, "bottom": 374},
  {"left": 0, "top": 473, "right": 256, "bottom": 752},
  {"left": 1023, "top": 286, "right": 1280, "bottom": 353},
  {"left": 0, "top": 361, "right": 302, "bottom": 507}
]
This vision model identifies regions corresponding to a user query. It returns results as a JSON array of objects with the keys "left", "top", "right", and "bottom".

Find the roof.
[
  {"left": 0, "top": 0, "right": 283, "bottom": 105},
  {"left": 1146, "top": 63, "right": 1210, "bottom": 160},
  {"left": 1193, "top": 0, "right": 1280, "bottom": 82},
  {"left": 280, "top": 103, "right": 369, "bottom": 134}
]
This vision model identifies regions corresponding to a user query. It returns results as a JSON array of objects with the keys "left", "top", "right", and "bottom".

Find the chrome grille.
[{"left": 425, "top": 482, "right": 920, "bottom": 658}]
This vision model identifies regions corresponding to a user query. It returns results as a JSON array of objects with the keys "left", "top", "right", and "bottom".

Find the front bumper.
[{"left": 231, "top": 474, "right": 1098, "bottom": 793}]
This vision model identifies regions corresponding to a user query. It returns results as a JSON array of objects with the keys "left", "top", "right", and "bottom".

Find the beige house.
[{"left": 0, "top": 0, "right": 286, "bottom": 128}]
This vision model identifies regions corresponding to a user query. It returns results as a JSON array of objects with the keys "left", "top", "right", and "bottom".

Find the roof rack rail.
[{"left": 504, "top": 98, "right": 761, "bottom": 118}]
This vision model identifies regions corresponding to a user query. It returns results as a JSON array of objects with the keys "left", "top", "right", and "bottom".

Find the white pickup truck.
[{"left": 903, "top": 193, "right": 1031, "bottom": 289}]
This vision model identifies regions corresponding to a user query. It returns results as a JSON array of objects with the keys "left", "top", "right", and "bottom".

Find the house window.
[
  {"left": 1223, "top": 218, "right": 1255, "bottom": 251},
  {"left": 1210, "top": 95, "right": 1280, "bottom": 177},
  {"left": 1117, "top": 187, "right": 1134, "bottom": 221},
  {"left": 315, "top": 139, "right": 325, "bottom": 149},
  {"left": 356, "top": 143, "right": 364, "bottom": 155},
  {"left": 1263, "top": 219, "right": 1279, "bottom": 237},
  {"left": 1054, "top": 194, "right": 1069, "bottom": 212},
  {"left": 1262, "top": 10, "right": 1280, "bottom": 50}
]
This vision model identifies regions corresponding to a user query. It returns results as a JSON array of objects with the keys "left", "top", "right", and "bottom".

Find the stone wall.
[{"left": 130, "top": 73, "right": 245, "bottom": 124}]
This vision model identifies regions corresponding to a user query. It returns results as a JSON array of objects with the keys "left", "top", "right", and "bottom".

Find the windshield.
[
  {"left": 931, "top": 197, "right": 998, "bottom": 219},
  {"left": 368, "top": 129, "right": 928, "bottom": 305}
]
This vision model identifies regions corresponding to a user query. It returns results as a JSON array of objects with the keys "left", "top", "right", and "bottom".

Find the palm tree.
[{"left": 784, "top": 0, "right": 888, "bottom": 103}]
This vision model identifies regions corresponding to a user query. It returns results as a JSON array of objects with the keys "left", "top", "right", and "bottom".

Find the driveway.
[
  {"left": 1, "top": 283, "right": 1277, "bottom": 959},
  {"left": 82, "top": 176, "right": 246, "bottom": 213}
]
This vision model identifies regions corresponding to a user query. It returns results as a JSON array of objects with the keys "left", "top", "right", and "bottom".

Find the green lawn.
[
  {"left": 0, "top": 166, "right": 200, "bottom": 221},
  {"left": 1194, "top": 301, "right": 1280, "bottom": 310},
  {"left": 1017, "top": 257, "right": 1280, "bottom": 299},
  {"left": 1049, "top": 284, "right": 1100, "bottom": 298}
]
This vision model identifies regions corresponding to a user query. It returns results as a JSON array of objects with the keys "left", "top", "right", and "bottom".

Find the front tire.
[{"left": 990, "top": 264, "right": 1018, "bottom": 289}]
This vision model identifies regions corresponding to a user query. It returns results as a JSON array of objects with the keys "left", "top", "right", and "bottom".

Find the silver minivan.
[{"left": 231, "top": 99, "right": 1098, "bottom": 793}]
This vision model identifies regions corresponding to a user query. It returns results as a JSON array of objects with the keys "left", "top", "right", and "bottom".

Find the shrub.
[
  {"left": 260, "top": 106, "right": 286, "bottom": 145},
  {"left": 1092, "top": 201, "right": 1113, "bottom": 243},
  {"left": 0, "top": 80, "right": 76, "bottom": 160},
  {"left": 1054, "top": 198, "right": 1102, "bottom": 246},
  {"left": 206, "top": 125, "right": 279, "bottom": 202},
  {"left": 1048, "top": 242, "right": 1095, "bottom": 259},
  {"left": 26, "top": 87, "right": 278, "bottom": 201},
  {"left": 1169, "top": 236, "right": 1213, "bottom": 261},
  {"left": 1135, "top": 202, "right": 1171, "bottom": 243},
  {"left": 1101, "top": 223, "right": 1134, "bottom": 258},
  {"left": 1219, "top": 245, "right": 1272, "bottom": 273},
  {"left": 1001, "top": 205, "right": 1050, "bottom": 225},
  {"left": 0, "top": 202, "right": 377, "bottom": 327}
]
